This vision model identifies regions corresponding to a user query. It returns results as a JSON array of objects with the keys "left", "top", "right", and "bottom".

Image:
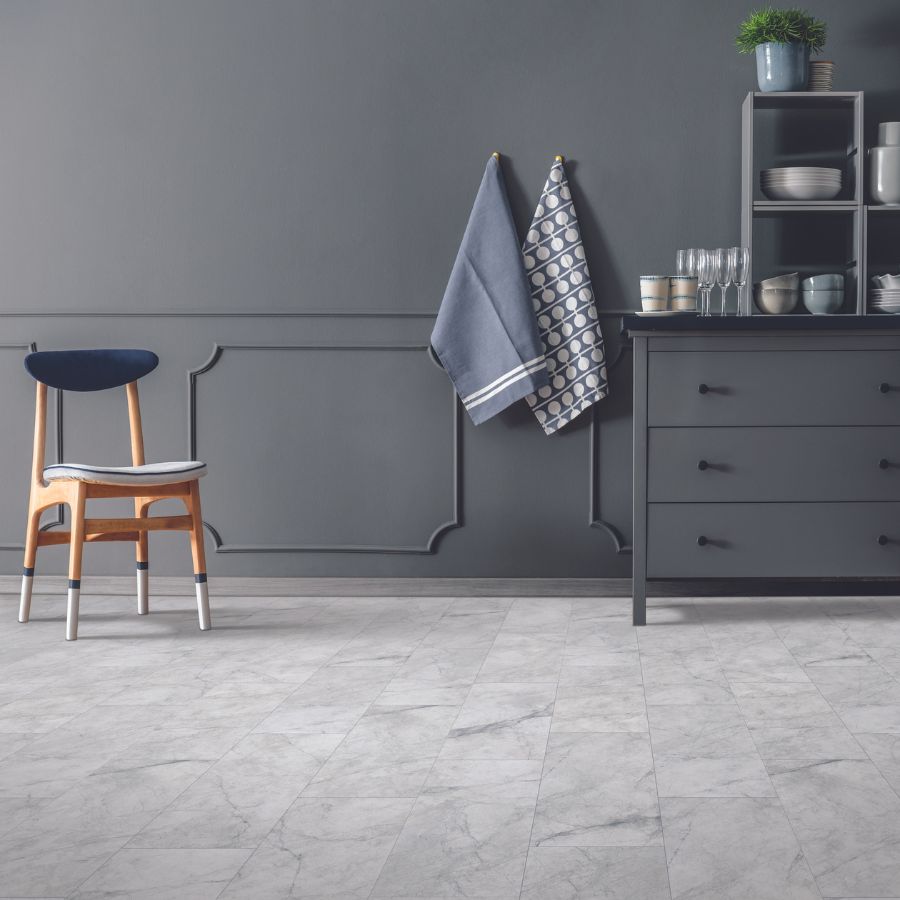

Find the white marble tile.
[
  {"left": 807, "top": 667, "right": 900, "bottom": 733},
  {"left": 767, "top": 757, "right": 900, "bottom": 898},
  {"left": 385, "top": 645, "right": 487, "bottom": 692},
  {"left": 654, "top": 755, "right": 775, "bottom": 798},
  {"left": 440, "top": 683, "right": 555, "bottom": 760},
  {"left": 731, "top": 682, "right": 842, "bottom": 729},
  {"left": 639, "top": 647, "right": 729, "bottom": 688},
  {"left": 551, "top": 685, "right": 648, "bottom": 732},
  {"left": 749, "top": 725, "right": 867, "bottom": 760},
  {"left": 855, "top": 732, "right": 900, "bottom": 792},
  {"left": 478, "top": 631, "right": 565, "bottom": 683},
  {"left": 253, "top": 666, "right": 395, "bottom": 733},
  {"left": 661, "top": 797, "right": 820, "bottom": 900},
  {"left": 371, "top": 759, "right": 539, "bottom": 899},
  {"left": 557, "top": 658, "right": 644, "bottom": 687},
  {"left": 773, "top": 621, "right": 875, "bottom": 667},
  {"left": 128, "top": 733, "right": 342, "bottom": 849},
  {"left": 303, "top": 702, "right": 460, "bottom": 797},
  {"left": 712, "top": 637, "right": 812, "bottom": 684},
  {"left": 521, "top": 846, "right": 671, "bottom": 900},
  {"left": 219, "top": 797, "right": 413, "bottom": 899},
  {"left": 69, "top": 848, "right": 251, "bottom": 900},
  {"left": 532, "top": 732, "right": 662, "bottom": 848},
  {"left": 647, "top": 704, "right": 757, "bottom": 758}
]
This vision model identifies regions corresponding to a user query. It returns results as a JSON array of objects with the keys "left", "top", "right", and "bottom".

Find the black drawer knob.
[
  {"left": 698, "top": 383, "right": 709, "bottom": 394},
  {"left": 698, "top": 460, "right": 709, "bottom": 471},
  {"left": 880, "top": 458, "right": 890, "bottom": 470},
  {"left": 697, "top": 535, "right": 708, "bottom": 546},
  {"left": 881, "top": 382, "right": 891, "bottom": 394},
  {"left": 878, "top": 534, "right": 889, "bottom": 546}
]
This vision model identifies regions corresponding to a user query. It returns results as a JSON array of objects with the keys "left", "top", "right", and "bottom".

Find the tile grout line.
[
  {"left": 360, "top": 597, "right": 503, "bottom": 900},
  {"left": 515, "top": 600, "right": 570, "bottom": 898}
]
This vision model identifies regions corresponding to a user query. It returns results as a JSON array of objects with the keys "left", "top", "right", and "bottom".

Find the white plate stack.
[
  {"left": 760, "top": 167, "right": 842, "bottom": 201},
  {"left": 871, "top": 289, "right": 900, "bottom": 314},
  {"left": 808, "top": 60, "right": 834, "bottom": 92}
]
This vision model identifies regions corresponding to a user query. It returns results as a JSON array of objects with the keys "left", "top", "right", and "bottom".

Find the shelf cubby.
[{"left": 741, "top": 91, "right": 865, "bottom": 316}]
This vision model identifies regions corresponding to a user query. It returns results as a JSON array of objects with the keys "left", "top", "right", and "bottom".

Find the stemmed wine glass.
[
  {"left": 715, "top": 248, "right": 734, "bottom": 316},
  {"left": 696, "top": 250, "right": 715, "bottom": 317},
  {"left": 729, "top": 247, "right": 750, "bottom": 317}
]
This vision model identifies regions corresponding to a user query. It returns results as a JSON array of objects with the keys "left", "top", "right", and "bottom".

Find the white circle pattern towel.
[{"left": 523, "top": 159, "right": 609, "bottom": 434}]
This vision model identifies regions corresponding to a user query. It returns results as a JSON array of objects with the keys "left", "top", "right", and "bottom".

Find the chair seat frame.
[{"left": 19, "top": 379, "right": 210, "bottom": 640}]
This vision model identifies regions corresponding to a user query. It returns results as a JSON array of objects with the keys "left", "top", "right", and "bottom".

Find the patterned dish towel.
[
  {"left": 432, "top": 155, "right": 549, "bottom": 424},
  {"left": 523, "top": 159, "right": 609, "bottom": 434}
]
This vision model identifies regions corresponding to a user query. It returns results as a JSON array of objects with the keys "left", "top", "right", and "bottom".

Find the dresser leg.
[{"left": 633, "top": 574, "right": 647, "bottom": 626}]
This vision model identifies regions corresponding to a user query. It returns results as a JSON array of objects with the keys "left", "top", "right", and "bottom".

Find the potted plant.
[{"left": 736, "top": 7, "right": 827, "bottom": 92}]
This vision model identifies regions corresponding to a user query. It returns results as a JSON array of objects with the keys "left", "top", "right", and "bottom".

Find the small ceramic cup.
[
  {"left": 671, "top": 296, "right": 697, "bottom": 311},
  {"left": 670, "top": 276, "right": 698, "bottom": 300},
  {"left": 642, "top": 297, "right": 667, "bottom": 312},
  {"left": 640, "top": 276, "right": 670, "bottom": 301}
]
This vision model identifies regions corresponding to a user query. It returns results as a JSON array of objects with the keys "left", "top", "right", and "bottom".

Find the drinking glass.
[
  {"left": 697, "top": 250, "right": 715, "bottom": 317},
  {"left": 676, "top": 250, "right": 688, "bottom": 277},
  {"left": 715, "top": 248, "right": 733, "bottom": 316},
  {"left": 686, "top": 248, "right": 702, "bottom": 313},
  {"left": 729, "top": 247, "right": 750, "bottom": 317}
]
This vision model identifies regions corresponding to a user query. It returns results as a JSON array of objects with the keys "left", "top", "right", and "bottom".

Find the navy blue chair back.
[{"left": 24, "top": 349, "right": 159, "bottom": 392}]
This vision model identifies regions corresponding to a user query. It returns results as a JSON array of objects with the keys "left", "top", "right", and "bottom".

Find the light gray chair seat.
[{"left": 43, "top": 461, "right": 207, "bottom": 486}]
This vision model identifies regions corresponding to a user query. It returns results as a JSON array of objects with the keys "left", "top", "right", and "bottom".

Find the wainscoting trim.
[{"left": 188, "top": 342, "right": 462, "bottom": 554}]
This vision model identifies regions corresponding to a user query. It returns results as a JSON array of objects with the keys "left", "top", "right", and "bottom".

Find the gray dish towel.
[{"left": 432, "top": 156, "right": 549, "bottom": 424}]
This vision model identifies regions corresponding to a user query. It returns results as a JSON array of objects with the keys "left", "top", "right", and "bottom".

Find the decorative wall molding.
[
  {"left": 588, "top": 341, "right": 632, "bottom": 555},
  {"left": 188, "top": 341, "right": 461, "bottom": 555},
  {"left": 0, "top": 308, "right": 635, "bottom": 318}
]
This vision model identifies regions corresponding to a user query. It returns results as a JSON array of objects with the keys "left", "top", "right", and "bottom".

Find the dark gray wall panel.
[{"left": 0, "top": 0, "right": 898, "bottom": 577}]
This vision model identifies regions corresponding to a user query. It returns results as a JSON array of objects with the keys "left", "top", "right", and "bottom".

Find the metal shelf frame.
[{"left": 741, "top": 91, "right": 865, "bottom": 316}]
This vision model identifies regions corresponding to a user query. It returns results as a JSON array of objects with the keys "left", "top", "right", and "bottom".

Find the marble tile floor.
[{"left": 2, "top": 582, "right": 900, "bottom": 898}]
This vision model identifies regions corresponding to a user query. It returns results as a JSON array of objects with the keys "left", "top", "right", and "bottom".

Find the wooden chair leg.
[
  {"left": 136, "top": 499, "right": 151, "bottom": 615},
  {"left": 19, "top": 508, "right": 41, "bottom": 624},
  {"left": 187, "top": 480, "right": 211, "bottom": 631},
  {"left": 66, "top": 484, "right": 87, "bottom": 641}
]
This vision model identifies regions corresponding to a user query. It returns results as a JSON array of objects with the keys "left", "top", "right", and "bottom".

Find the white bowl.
[
  {"left": 802, "top": 290, "right": 843, "bottom": 315},
  {"left": 872, "top": 274, "right": 900, "bottom": 289},
  {"left": 754, "top": 286, "right": 799, "bottom": 315},
  {"left": 760, "top": 272, "right": 800, "bottom": 289},
  {"left": 761, "top": 182, "right": 842, "bottom": 201},
  {"left": 762, "top": 167, "right": 842, "bottom": 177}
]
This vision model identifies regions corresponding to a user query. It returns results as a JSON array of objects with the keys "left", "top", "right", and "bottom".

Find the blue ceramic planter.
[{"left": 755, "top": 41, "right": 809, "bottom": 92}]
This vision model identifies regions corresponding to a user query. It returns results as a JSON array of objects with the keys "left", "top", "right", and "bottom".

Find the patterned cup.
[
  {"left": 640, "top": 276, "right": 670, "bottom": 301},
  {"left": 670, "top": 276, "right": 698, "bottom": 300}
]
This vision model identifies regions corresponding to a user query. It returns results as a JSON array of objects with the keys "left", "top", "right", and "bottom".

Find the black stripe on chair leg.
[
  {"left": 136, "top": 561, "right": 149, "bottom": 570},
  {"left": 194, "top": 573, "right": 207, "bottom": 584},
  {"left": 68, "top": 579, "right": 80, "bottom": 590},
  {"left": 23, "top": 567, "right": 34, "bottom": 577}
]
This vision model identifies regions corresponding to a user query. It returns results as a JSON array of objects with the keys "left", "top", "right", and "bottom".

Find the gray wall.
[{"left": 0, "top": 0, "right": 898, "bottom": 577}]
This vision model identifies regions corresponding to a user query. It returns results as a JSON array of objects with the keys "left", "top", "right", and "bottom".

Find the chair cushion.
[{"left": 43, "top": 461, "right": 207, "bottom": 486}]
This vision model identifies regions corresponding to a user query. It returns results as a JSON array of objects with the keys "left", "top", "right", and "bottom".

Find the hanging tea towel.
[
  {"left": 523, "top": 158, "right": 609, "bottom": 434},
  {"left": 432, "top": 155, "right": 549, "bottom": 424}
]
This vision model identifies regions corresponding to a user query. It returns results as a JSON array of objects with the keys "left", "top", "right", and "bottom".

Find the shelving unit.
[{"left": 740, "top": 91, "right": 864, "bottom": 316}]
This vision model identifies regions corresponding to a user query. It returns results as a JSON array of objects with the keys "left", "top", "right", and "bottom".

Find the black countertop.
[{"left": 621, "top": 314, "right": 900, "bottom": 337}]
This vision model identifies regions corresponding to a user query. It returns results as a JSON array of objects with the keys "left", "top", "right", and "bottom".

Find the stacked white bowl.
[
  {"left": 808, "top": 60, "right": 834, "bottom": 91},
  {"left": 871, "top": 274, "right": 900, "bottom": 313},
  {"left": 801, "top": 274, "right": 844, "bottom": 314},
  {"left": 754, "top": 273, "right": 799, "bottom": 314},
  {"left": 761, "top": 167, "right": 842, "bottom": 201}
]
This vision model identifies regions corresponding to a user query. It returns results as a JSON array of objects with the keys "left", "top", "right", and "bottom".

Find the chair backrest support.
[{"left": 24, "top": 349, "right": 157, "bottom": 484}]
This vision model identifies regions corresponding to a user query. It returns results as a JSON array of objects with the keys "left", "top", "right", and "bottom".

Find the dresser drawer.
[
  {"left": 647, "top": 502, "right": 900, "bottom": 578},
  {"left": 648, "top": 350, "right": 900, "bottom": 426},
  {"left": 648, "top": 426, "right": 900, "bottom": 502}
]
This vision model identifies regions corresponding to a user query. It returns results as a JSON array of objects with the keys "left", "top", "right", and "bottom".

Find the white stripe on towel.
[
  {"left": 461, "top": 356, "right": 547, "bottom": 405},
  {"left": 464, "top": 359, "right": 547, "bottom": 410}
]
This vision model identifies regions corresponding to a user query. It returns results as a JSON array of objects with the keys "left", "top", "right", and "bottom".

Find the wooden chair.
[{"left": 18, "top": 349, "right": 211, "bottom": 640}]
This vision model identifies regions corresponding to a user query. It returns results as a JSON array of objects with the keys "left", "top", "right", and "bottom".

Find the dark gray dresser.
[{"left": 625, "top": 316, "right": 900, "bottom": 625}]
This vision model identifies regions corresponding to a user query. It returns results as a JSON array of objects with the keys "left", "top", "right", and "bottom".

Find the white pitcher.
[{"left": 870, "top": 122, "right": 900, "bottom": 205}]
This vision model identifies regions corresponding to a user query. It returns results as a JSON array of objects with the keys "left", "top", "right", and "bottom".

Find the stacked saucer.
[
  {"left": 871, "top": 288, "right": 900, "bottom": 314},
  {"left": 808, "top": 60, "right": 834, "bottom": 91},
  {"left": 760, "top": 167, "right": 842, "bottom": 201}
]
